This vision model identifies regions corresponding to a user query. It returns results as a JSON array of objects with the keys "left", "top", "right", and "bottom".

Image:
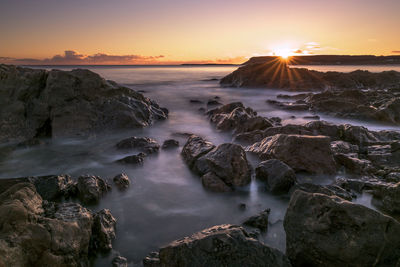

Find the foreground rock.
[
  {"left": 143, "top": 224, "right": 291, "bottom": 267},
  {"left": 161, "top": 139, "right": 179, "bottom": 149},
  {"left": 113, "top": 173, "right": 130, "bottom": 189},
  {"left": 0, "top": 183, "right": 116, "bottom": 266},
  {"left": 182, "top": 136, "right": 251, "bottom": 192},
  {"left": 0, "top": 64, "right": 168, "bottom": 144},
  {"left": 255, "top": 159, "right": 296, "bottom": 193},
  {"left": 284, "top": 190, "right": 400, "bottom": 266},
  {"left": 248, "top": 134, "right": 336, "bottom": 174},
  {"left": 243, "top": 209, "right": 271, "bottom": 231},
  {"left": 77, "top": 175, "right": 111, "bottom": 204}
]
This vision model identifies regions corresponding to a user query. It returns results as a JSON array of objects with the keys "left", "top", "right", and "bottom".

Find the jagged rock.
[
  {"left": 0, "top": 64, "right": 168, "bottom": 144},
  {"left": 161, "top": 139, "right": 179, "bottom": 149},
  {"left": 284, "top": 190, "right": 400, "bottom": 266},
  {"left": 247, "top": 134, "right": 336, "bottom": 174},
  {"left": 255, "top": 159, "right": 296, "bottom": 194},
  {"left": 194, "top": 143, "right": 251, "bottom": 190},
  {"left": 116, "top": 153, "right": 146, "bottom": 165},
  {"left": 291, "top": 183, "right": 353, "bottom": 201},
  {"left": 116, "top": 136, "right": 160, "bottom": 154},
  {"left": 201, "top": 172, "right": 233, "bottom": 192},
  {"left": 181, "top": 135, "right": 215, "bottom": 168},
  {"left": 77, "top": 175, "right": 111, "bottom": 204},
  {"left": 112, "top": 256, "right": 128, "bottom": 267},
  {"left": 334, "top": 153, "right": 375, "bottom": 174},
  {"left": 243, "top": 208, "right": 271, "bottom": 231},
  {"left": 90, "top": 209, "right": 117, "bottom": 252},
  {"left": 143, "top": 224, "right": 291, "bottom": 267},
  {"left": 113, "top": 173, "right": 130, "bottom": 189}
]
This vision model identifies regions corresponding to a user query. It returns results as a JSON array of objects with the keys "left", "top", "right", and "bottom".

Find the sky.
[{"left": 1, "top": 0, "right": 400, "bottom": 64}]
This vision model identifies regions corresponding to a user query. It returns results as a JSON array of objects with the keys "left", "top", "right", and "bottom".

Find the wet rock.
[
  {"left": 243, "top": 208, "right": 271, "bottom": 231},
  {"left": 116, "top": 153, "right": 146, "bottom": 165},
  {"left": 116, "top": 136, "right": 160, "bottom": 154},
  {"left": 247, "top": 134, "right": 336, "bottom": 174},
  {"left": 207, "top": 99, "right": 222, "bottom": 106},
  {"left": 194, "top": 143, "right": 251, "bottom": 189},
  {"left": 161, "top": 139, "right": 179, "bottom": 149},
  {"left": 91, "top": 209, "right": 117, "bottom": 252},
  {"left": 334, "top": 153, "right": 374, "bottom": 174},
  {"left": 113, "top": 173, "right": 130, "bottom": 189},
  {"left": 255, "top": 159, "right": 296, "bottom": 194},
  {"left": 330, "top": 140, "right": 359, "bottom": 154},
  {"left": 77, "top": 175, "right": 111, "bottom": 204},
  {"left": 112, "top": 256, "right": 128, "bottom": 267},
  {"left": 303, "top": 115, "right": 320, "bottom": 120},
  {"left": 143, "top": 224, "right": 291, "bottom": 267},
  {"left": 201, "top": 172, "right": 233, "bottom": 192},
  {"left": 0, "top": 64, "right": 168, "bottom": 144},
  {"left": 181, "top": 135, "right": 215, "bottom": 168},
  {"left": 291, "top": 183, "right": 353, "bottom": 201},
  {"left": 0, "top": 183, "right": 93, "bottom": 266},
  {"left": 143, "top": 252, "right": 161, "bottom": 267},
  {"left": 284, "top": 190, "right": 400, "bottom": 266},
  {"left": 189, "top": 99, "right": 203, "bottom": 104},
  {"left": 238, "top": 203, "right": 247, "bottom": 211}
]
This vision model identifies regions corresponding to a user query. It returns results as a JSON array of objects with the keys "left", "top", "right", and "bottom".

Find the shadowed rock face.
[
  {"left": 143, "top": 224, "right": 292, "bottom": 267},
  {"left": 220, "top": 58, "right": 400, "bottom": 91},
  {"left": 284, "top": 190, "right": 400, "bottom": 267},
  {"left": 0, "top": 64, "right": 168, "bottom": 143}
]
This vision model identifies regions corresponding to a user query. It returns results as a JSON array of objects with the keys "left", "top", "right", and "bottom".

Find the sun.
[{"left": 272, "top": 47, "right": 292, "bottom": 59}]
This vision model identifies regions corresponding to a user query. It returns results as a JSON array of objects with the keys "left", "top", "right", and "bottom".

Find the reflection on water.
[{"left": 2, "top": 65, "right": 399, "bottom": 265}]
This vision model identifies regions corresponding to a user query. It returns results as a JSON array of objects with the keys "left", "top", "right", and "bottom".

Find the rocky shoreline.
[{"left": 1, "top": 63, "right": 400, "bottom": 266}]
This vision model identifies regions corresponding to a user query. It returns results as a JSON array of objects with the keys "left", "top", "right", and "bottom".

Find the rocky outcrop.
[
  {"left": 207, "top": 102, "right": 273, "bottom": 134},
  {"left": 90, "top": 209, "right": 117, "bottom": 252},
  {"left": 116, "top": 136, "right": 160, "bottom": 154},
  {"left": 291, "top": 183, "right": 353, "bottom": 201},
  {"left": 0, "top": 64, "right": 168, "bottom": 144},
  {"left": 116, "top": 153, "right": 146, "bottom": 165},
  {"left": 182, "top": 136, "right": 251, "bottom": 192},
  {"left": 77, "top": 175, "right": 111, "bottom": 204},
  {"left": 0, "top": 183, "right": 116, "bottom": 266},
  {"left": 243, "top": 209, "right": 271, "bottom": 231},
  {"left": 143, "top": 224, "right": 291, "bottom": 267},
  {"left": 220, "top": 58, "right": 400, "bottom": 91},
  {"left": 247, "top": 134, "right": 336, "bottom": 174},
  {"left": 255, "top": 159, "right": 296, "bottom": 194},
  {"left": 284, "top": 190, "right": 400, "bottom": 266},
  {"left": 161, "top": 139, "right": 179, "bottom": 149}
]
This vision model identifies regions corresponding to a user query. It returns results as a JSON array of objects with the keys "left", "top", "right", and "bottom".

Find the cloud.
[
  {"left": 293, "top": 49, "right": 303, "bottom": 54},
  {"left": 1, "top": 50, "right": 166, "bottom": 65},
  {"left": 392, "top": 51, "right": 400, "bottom": 54}
]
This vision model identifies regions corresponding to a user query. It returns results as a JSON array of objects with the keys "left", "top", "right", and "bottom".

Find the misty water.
[{"left": 2, "top": 65, "right": 400, "bottom": 266}]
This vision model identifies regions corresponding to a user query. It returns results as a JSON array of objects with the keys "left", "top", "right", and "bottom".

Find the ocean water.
[{"left": 2, "top": 65, "right": 400, "bottom": 266}]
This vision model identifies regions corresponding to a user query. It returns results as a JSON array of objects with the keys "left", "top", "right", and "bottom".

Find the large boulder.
[
  {"left": 116, "top": 136, "right": 160, "bottom": 154},
  {"left": 255, "top": 159, "right": 296, "bottom": 194},
  {"left": 194, "top": 143, "right": 252, "bottom": 190},
  {"left": 284, "top": 190, "right": 400, "bottom": 266},
  {"left": 90, "top": 209, "right": 117, "bottom": 252},
  {"left": 143, "top": 224, "right": 291, "bottom": 267},
  {"left": 181, "top": 135, "right": 215, "bottom": 168},
  {"left": 247, "top": 134, "right": 336, "bottom": 174},
  {"left": 0, "top": 64, "right": 168, "bottom": 143}
]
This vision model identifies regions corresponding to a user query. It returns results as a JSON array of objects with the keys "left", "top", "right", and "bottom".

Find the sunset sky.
[{"left": 1, "top": 0, "right": 400, "bottom": 65}]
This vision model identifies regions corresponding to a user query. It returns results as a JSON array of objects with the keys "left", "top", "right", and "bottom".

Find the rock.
[
  {"left": 255, "top": 159, "right": 296, "bottom": 194},
  {"left": 161, "top": 139, "right": 179, "bottom": 149},
  {"left": 238, "top": 203, "right": 247, "bottom": 211},
  {"left": 0, "top": 64, "right": 168, "bottom": 144},
  {"left": 371, "top": 182, "right": 400, "bottom": 214},
  {"left": 201, "top": 172, "right": 233, "bottom": 192},
  {"left": 116, "top": 136, "right": 160, "bottom": 154},
  {"left": 243, "top": 208, "right": 271, "bottom": 231},
  {"left": 116, "top": 153, "right": 146, "bottom": 165},
  {"left": 181, "top": 135, "right": 215, "bottom": 168},
  {"left": 330, "top": 140, "right": 359, "bottom": 154},
  {"left": 143, "top": 224, "right": 291, "bottom": 267},
  {"left": 303, "top": 115, "right": 320, "bottom": 120},
  {"left": 113, "top": 173, "right": 130, "bottom": 189},
  {"left": 291, "top": 183, "right": 353, "bottom": 201},
  {"left": 194, "top": 143, "right": 251, "bottom": 189},
  {"left": 77, "top": 175, "right": 111, "bottom": 204},
  {"left": 284, "top": 190, "right": 400, "bottom": 266},
  {"left": 247, "top": 134, "right": 336, "bottom": 174},
  {"left": 143, "top": 252, "right": 161, "bottom": 267},
  {"left": 0, "top": 183, "right": 93, "bottom": 266},
  {"left": 112, "top": 256, "right": 128, "bottom": 267},
  {"left": 189, "top": 99, "right": 203, "bottom": 104},
  {"left": 90, "top": 209, "right": 117, "bottom": 252},
  {"left": 334, "top": 153, "right": 374, "bottom": 174},
  {"left": 207, "top": 99, "right": 222, "bottom": 106}
]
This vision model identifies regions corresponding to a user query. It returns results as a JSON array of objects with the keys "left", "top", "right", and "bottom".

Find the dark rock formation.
[
  {"left": 0, "top": 64, "right": 168, "bottom": 144},
  {"left": 113, "top": 173, "right": 130, "bottom": 189},
  {"left": 116, "top": 136, "right": 160, "bottom": 154},
  {"left": 243, "top": 208, "right": 271, "bottom": 231},
  {"left": 291, "top": 183, "right": 353, "bottom": 201},
  {"left": 143, "top": 224, "right": 291, "bottom": 267},
  {"left": 161, "top": 139, "right": 179, "bottom": 149},
  {"left": 255, "top": 159, "right": 296, "bottom": 194},
  {"left": 181, "top": 135, "right": 215, "bottom": 168},
  {"left": 247, "top": 134, "right": 336, "bottom": 174},
  {"left": 90, "top": 209, "right": 117, "bottom": 252},
  {"left": 77, "top": 175, "right": 111, "bottom": 204},
  {"left": 284, "top": 190, "right": 400, "bottom": 266},
  {"left": 115, "top": 152, "right": 146, "bottom": 165},
  {"left": 112, "top": 256, "right": 128, "bottom": 267}
]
